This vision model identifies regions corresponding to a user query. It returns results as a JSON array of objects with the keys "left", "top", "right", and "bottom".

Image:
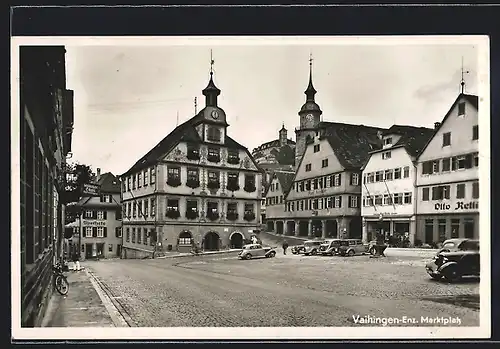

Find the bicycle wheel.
[{"left": 54, "top": 274, "right": 69, "bottom": 295}]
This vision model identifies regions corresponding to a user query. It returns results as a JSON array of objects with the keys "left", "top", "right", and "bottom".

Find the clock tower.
[{"left": 295, "top": 55, "right": 322, "bottom": 167}]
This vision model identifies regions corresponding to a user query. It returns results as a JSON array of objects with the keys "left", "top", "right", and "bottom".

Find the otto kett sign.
[{"left": 434, "top": 201, "right": 479, "bottom": 211}]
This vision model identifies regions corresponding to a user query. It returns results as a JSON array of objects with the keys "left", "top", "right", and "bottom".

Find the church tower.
[
  {"left": 279, "top": 123, "right": 288, "bottom": 146},
  {"left": 294, "top": 54, "right": 322, "bottom": 167}
]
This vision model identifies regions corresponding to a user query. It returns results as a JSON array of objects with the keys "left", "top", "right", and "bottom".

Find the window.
[
  {"left": 374, "top": 171, "right": 383, "bottom": 182},
  {"left": 394, "top": 168, "right": 401, "bottom": 180},
  {"left": 133, "top": 202, "right": 137, "bottom": 218},
  {"left": 97, "top": 211, "right": 106, "bottom": 220},
  {"left": 442, "top": 132, "right": 451, "bottom": 147},
  {"left": 438, "top": 219, "right": 447, "bottom": 242},
  {"left": 127, "top": 177, "right": 131, "bottom": 191},
  {"left": 150, "top": 198, "right": 156, "bottom": 217},
  {"left": 457, "top": 156, "right": 469, "bottom": 170},
  {"left": 422, "top": 187, "right": 430, "bottom": 201},
  {"left": 132, "top": 228, "right": 136, "bottom": 243},
  {"left": 312, "top": 199, "right": 318, "bottom": 210},
  {"left": 97, "top": 227, "right": 104, "bottom": 238},
  {"left": 474, "top": 152, "right": 479, "bottom": 167},
  {"left": 403, "top": 166, "right": 410, "bottom": 178},
  {"left": 179, "top": 232, "right": 192, "bottom": 245},
  {"left": 276, "top": 182, "right": 280, "bottom": 191},
  {"left": 244, "top": 203, "right": 255, "bottom": 215},
  {"left": 464, "top": 218, "right": 474, "bottom": 238},
  {"left": 207, "top": 126, "right": 221, "bottom": 142},
  {"left": 451, "top": 219, "right": 460, "bottom": 238},
  {"left": 167, "top": 199, "right": 179, "bottom": 212},
  {"left": 321, "top": 159, "right": 328, "bottom": 168},
  {"left": 367, "top": 172, "right": 374, "bottom": 183},
  {"left": 126, "top": 228, "right": 130, "bottom": 242},
  {"left": 432, "top": 185, "right": 450, "bottom": 200},
  {"left": 305, "top": 180, "right": 311, "bottom": 191},
  {"left": 393, "top": 193, "right": 403, "bottom": 205},
  {"left": 456, "top": 183, "right": 466, "bottom": 199},
  {"left": 442, "top": 158, "right": 451, "bottom": 172},
  {"left": 432, "top": 160, "right": 440, "bottom": 173},
  {"left": 334, "top": 174, "right": 341, "bottom": 186},
  {"left": 472, "top": 181, "right": 479, "bottom": 199},
  {"left": 143, "top": 169, "right": 148, "bottom": 186},
  {"left": 207, "top": 170, "right": 220, "bottom": 188},
  {"left": 207, "top": 147, "right": 220, "bottom": 162},
  {"left": 144, "top": 200, "right": 149, "bottom": 217},
  {"left": 351, "top": 173, "right": 359, "bottom": 185},
  {"left": 187, "top": 167, "right": 199, "bottom": 181},
  {"left": 150, "top": 167, "right": 156, "bottom": 184},
  {"left": 244, "top": 174, "right": 256, "bottom": 192},
  {"left": 187, "top": 144, "right": 201, "bottom": 160},
  {"left": 85, "top": 210, "right": 93, "bottom": 218},
  {"left": 349, "top": 196, "right": 358, "bottom": 208},
  {"left": 100, "top": 195, "right": 112, "bottom": 203},
  {"left": 384, "top": 137, "right": 392, "bottom": 146},
  {"left": 167, "top": 166, "right": 180, "bottom": 180},
  {"left": 334, "top": 196, "right": 342, "bottom": 208},
  {"left": 382, "top": 151, "right": 391, "bottom": 160},
  {"left": 115, "top": 227, "right": 122, "bottom": 238},
  {"left": 422, "top": 161, "right": 432, "bottom": 174},
  {"left": 383, "top": 194, "right": 392, "bottom": 206},
  {"left": 458, "top": 102, "right": 466, "bottom": 116},
  {"left": 425, "top": 219, "right": 434, "bottom": 244},
  {"left": 305, "top": 164, "right": 312, "bottom": 172},
  {"left": 132, "top": 174, "right": 136, "bottom": 189},
  {"left": 127, "top": 203, "right": 131, "bottom": 217},
  {"left": 384, "top": 169, "right": 393, "bottom": 181},
  {"left": 207, "top": 201, "right": 219, "bottom": 214},
  {"left": 403, "top": 192, "right": 412, "bottom": 204},
  {"left": 227, "top": 149, "right": 240, "bottom": 164},
  {"left": 143, "top": 228, "right": 148, "bottom": 245},
  {"left": 472, "top": 125, "right": 479, "bottom": 140},
  {"left": 85, "top": 227, "right": 93, "bottom": 238},
  {"left": 138, "top": 172, "right": 142, "bottom": 188},
  {"left": 374, "top": 195, "right": 383, "bottom": 205},
  {"left": 313, "top": 144, "right": 320, "bottom": 153},
  {"left": 313, "top": 179, "right": 318, "bottom": 190}
]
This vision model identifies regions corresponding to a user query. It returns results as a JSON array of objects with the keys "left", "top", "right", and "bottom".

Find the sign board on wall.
[
  {"left": 82, "top": 183, "right": 100, "bottom": 197},
  {"left": 83, "top": 220, "right": 106, "bottom": 226},
  {"left": 434, "top": 201, "right": 479, "bottom": 211}
]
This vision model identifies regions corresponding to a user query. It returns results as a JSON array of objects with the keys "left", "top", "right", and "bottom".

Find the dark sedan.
[{"left": 425, "top": 240, "right": 479, "bottom": 282}]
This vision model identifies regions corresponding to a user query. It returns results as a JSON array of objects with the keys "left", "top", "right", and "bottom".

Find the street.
[{"left": 84, "top": 250, "right": 480, "bottom": 327}]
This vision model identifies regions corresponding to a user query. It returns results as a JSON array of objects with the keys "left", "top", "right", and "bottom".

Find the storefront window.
[
  {"left": 464, "top": 218, "right": 474, "bottom": 238},
  {"left": 425, "top": 219, "right": 434, "bottom": 244},
  {"left": 451, "top": 219, "right": 460, "bottom": 238},
  {"left": 438, "top": 219, "right": 446, "bottom": 242}
]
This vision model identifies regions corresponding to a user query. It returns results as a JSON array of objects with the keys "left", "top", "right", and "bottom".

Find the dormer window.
[
  {"left": 383, "top": 137, "right": 392, "bottom": 146},
  {"left": 382, "top": 151, "right": 391, "bottom": 160},
  {"left": 207, "top": 126, "right": 221, "bottom": 142}
]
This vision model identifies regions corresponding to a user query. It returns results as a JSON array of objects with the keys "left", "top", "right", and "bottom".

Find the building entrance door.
[
  {"left": 85, "top": 243, "right": 93, "bottom": 259},
  {"left": 96, "top": 243, "right": 105, "bottom": 258}
]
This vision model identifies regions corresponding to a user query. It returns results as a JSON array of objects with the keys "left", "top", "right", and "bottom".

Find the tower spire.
[
  {"left": 305, "top": 52, "right": 317, "bottom": 101},
  {"left": 460, "top": 56, "right": 470, "bottom": 94},
  {"left": 202, "top": 49, "right": 221, "bottom": 107}
]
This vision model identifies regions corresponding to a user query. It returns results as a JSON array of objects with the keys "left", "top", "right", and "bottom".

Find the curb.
[
  {"left": 386, "top": 248, "right": 439, "bottom": 253},
  {"left": 156, "top": 249, "right": 241, "bottom": 259},
  {"left": 85, "top": 269, "right": 132, "bottom": 327}
]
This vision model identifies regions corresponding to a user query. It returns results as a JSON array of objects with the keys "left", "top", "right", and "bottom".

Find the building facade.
[
  {"left": 263, "top": 170, "right": 295, "bottom": 234},
  {"left": 361, "top": 125, "right": 434, "bottom": 245},
  {"left": 19, "top": 46, "right": 74, "bottom": 327},
  {"left": 71, "top": 171, "right": 123, "bottom": 260},
  {"left": 415, "top": 93, "right": 479, "bottom": 244},
  {"left": 120, "top": 69, "right": 262, "bottom": 257}
]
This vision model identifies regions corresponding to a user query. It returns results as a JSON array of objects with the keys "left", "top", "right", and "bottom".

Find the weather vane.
[
  {"left": 210, "top": 49, "right": 215, "bottom": 75},
  {"left": 309, "top": 52, "right": 313, "bottom": 66},
  {"left": 460, "top": 56, "right": 470, "bottom": 94}
]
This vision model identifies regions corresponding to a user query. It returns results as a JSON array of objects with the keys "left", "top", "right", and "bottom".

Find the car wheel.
[
  {"left": 369, "top": 247, "right": 377, "bottom": 256},
  {"left": 311, "top": 249, "right": 317, "bottom": 255},
  {"left": 443, "top": 266, "right": 462, "bottom": 282},
  {"left": 245, "top": 254, "right": 252, "bottom": 260},
  {"left": 269, "top": 251, "right": 276, "bottom": 258},
  {"left": 347, "top": 250, "right": 355, "bottom": 257}
]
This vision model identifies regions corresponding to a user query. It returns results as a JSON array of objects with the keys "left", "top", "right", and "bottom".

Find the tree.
[
  {"left": 276, "top": 145, "right": 295, "bottom": 166},
  {"left": 64, "top": 162, "right": 95, "bottom": 225}
]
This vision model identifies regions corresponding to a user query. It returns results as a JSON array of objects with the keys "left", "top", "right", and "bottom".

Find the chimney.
[
  {"left": 434, "top": 122, "right": 441, "bottom": 130},
  {"left": 96, "top": 168, "right": 101, "bottom": 182}
]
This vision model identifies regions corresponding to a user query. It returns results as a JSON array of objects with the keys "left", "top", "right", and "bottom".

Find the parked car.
[
  {"left": 425, "top": 240, "right": 479, "bottom": 281},
  {"left": 337, "top": 239, "right": 369, "bottom": 256},
  {"left": 303, "top": 240, "right": 323, "bottom": 256},
  {"left": 319, "top": 239, "right": 342, "bottom": 256},
  {"left": 291, "top": 244, "right": 305, "bottom": 255},
  {"left": 238, "top": 244, "right": 276, "bottom": 260},
  {"left": 438, "top": 238, "right": 479, "bottom": 253}
]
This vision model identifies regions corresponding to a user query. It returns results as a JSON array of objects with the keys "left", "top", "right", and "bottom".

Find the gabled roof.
[
  {"left": 263, "top": 170, "right": 295, "bottom": 197},
  {"left": 416, "top": 93, "right": 478, "bottom": 160},
  {"left": 98, "top": 172, "right": 121, "bottom": 193},
  {"left": 121, "top": 114, "right": 251, "bottom": 177},
  {"left": 393, "top": 127, "right": 435, "bottom": 157},
  {"left": 319, "top": 121, "right": 386, "bottom": 169}
]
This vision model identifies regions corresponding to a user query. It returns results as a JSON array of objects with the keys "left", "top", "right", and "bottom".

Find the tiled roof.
[
  {"left": 275, "top": 171, "right": 295, "bottom": 196},
  {"left": 319, "top": 121, "right": 386, "bottom": 169},
  {"left": 392, "top": 127, "right": 435, "bottom": 157},
  {"left": 98, "top": 172, "right": 121, "bottom": 193},
  {"left": 121, "top": 116, "right": 249, "bottom": 176}
]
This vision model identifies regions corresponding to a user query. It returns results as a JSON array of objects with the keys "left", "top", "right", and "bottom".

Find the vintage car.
[
  {"left": 438, "top": 238, "right": 479, "bottom": 253},
  {"left": 238, "top": 244, "right": 276, "bottom": 260},
  {"left": 425, "top": 240, "right": 480, "bottom": 282},
  {"left": 319, "top": 239, "right": 342, "bottom": 256},
  {"left": 291, "top": 244, "right": 306, "bottom": 255},
  {"left": 303, "top": 240, "right": 324, "bottom": 256},
  {"left": 337, "top": 239, "right": 369, "bottom": 256}
]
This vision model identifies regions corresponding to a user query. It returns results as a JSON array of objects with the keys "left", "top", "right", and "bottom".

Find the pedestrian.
[{"left": 282, "top": 239, "right": 289, "bottom": 255}]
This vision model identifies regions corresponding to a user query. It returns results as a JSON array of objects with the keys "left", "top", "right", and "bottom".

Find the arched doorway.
[
  {"left": 266, "top": 221, "right": 275, "bottom": 232},
  {"left": 286, "top": 221, "right": 295, "bottom": 236},
  {"left": 203, "top": 231, "right": 220, "bottom": 251},
  {"left": 276, "top": 221, "right": 284, "bottom": 235},
  {"left": 230, "top": 231, "right": 244, "bottom": 249},
  {"left": 177, "top": 230, "right": 193, "bottom": 253}
]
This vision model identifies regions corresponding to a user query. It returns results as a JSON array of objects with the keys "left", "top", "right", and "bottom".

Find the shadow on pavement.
[{"left": 420, "top": 294, "right": 480, "bottom": 310}]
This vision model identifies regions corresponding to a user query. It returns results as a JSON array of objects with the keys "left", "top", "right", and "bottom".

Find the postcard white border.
[{"left": 11, "top": 35, "right": 491, "bottom": 340}]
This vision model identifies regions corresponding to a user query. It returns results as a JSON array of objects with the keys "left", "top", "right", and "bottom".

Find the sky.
[{"left": 64, "top": 38, "right": 480, "bottom": 176}]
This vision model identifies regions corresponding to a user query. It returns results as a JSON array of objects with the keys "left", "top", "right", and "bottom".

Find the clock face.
[
  {"left": 211, "top": 110, "right": 219, "bottom": 120},
  {"left": 306, "top": 113, "right": 314, "bottom": 121}
]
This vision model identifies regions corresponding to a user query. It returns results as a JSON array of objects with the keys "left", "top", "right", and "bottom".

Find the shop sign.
[
  {"left": 82, "top": 183, "right": 100, "bottom": 197},
  {"left": 83, "top": 220, "right": 106, "bottom": 226},
  {"left": 434, "top": 201, "right": 479, "bottom": 211}
]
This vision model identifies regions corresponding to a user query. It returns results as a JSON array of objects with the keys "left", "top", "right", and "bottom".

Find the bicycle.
[{"left": 53, "top": 262, "right": 69, "bottom": 295}]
